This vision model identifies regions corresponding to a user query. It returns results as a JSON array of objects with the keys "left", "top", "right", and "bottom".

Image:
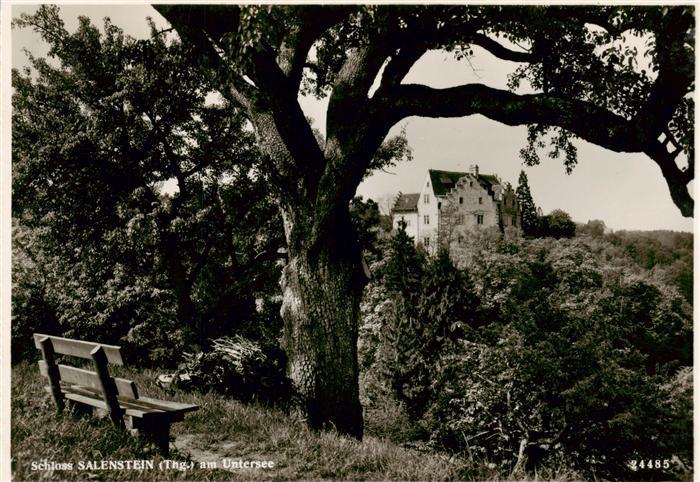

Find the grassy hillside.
[
  {"left": 12, "top": 362, "right": 582, "bottom": 481},
  {"left": 11, "top": 362, "right": 479, "bottom": 481}
]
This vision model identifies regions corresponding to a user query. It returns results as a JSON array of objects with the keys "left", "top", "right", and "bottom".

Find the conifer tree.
[
  {"left": 377, "top": 221, "right": 424, "bottom": 411},
  {"left": 381, "top": 240, "right": 481, "bottom": 418},
  {"left": 516, "top": 170, "right": 539, "bottom": 237},
  {"left": 383, "top": 220, "right": 424, "bottom": 301}
]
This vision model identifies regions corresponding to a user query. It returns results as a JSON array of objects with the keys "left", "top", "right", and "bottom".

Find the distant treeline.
[{"left": 577, "top": 220, "right": 693, "bottom": 304}]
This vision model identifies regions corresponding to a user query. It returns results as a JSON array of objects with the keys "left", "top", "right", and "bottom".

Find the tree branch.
[
  {"left": 644, "top": 140, "right": 693, "bottom": 217},
  {"left": 470, "top": 33, "right": 535, "bottom": 63},
  {"left": 387, "top": 83, "right": 644, "bottom": 151},
  {"left": 249, "top": 49, "right": 327, "bottom": 202},
  {"left": 311, "top": 40, "right": 400, "bottom": 247},
  {"left": 154, "top": 5, "right": 237, "bottom": 67},
  {"left": 385, "top": 82, "right": 693, "bottom": 216},
  {"left": 188, "top": 234, "right": 215, "bottom": 286},
  {"left": 277, "top": 6, "right": 355, "bottom": 89},
  {"left": 632, "top": 7, "right": 694, "bottom": 139},
  {"left": 376, "top": 43, "right": 428, "bottom": 95}
]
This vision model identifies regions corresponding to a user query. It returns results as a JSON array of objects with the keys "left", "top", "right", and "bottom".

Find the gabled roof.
[
  {"left": 429, "top": 170, "right": 466, "bottom": 196},
  {"left": 392, "top": 193, "right": 419, "bottom": 213},
  {"left": 428, "top": 169, "right": 501, "bottom": 196}
]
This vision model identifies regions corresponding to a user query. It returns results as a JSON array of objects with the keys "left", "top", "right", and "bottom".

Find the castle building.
[{"left": 391, "top": 165, "right": 520, "bottom": 253}]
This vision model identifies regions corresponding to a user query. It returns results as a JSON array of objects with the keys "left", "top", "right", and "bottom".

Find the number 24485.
[{"left": 630, "top": 459, "right": 670, "bottom": 470}]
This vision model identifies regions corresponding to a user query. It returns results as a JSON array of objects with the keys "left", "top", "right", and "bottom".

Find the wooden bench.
[{"left": 34, "top": 333, "right": 199, "bottom": 456}]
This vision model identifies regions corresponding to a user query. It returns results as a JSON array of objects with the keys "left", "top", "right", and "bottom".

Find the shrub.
[
  {"left": 11, "top": 222, "right": 62, "bottom": 362},
  {"left": 174, "top": 335, "right": 292, "bottom": 405},
  {"left": 534, "top": 209, "right": 576, "bottom": 239}
]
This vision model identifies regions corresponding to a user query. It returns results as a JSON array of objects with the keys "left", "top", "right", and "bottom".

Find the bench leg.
[
  {"left": 152, "top": 424, "right": 170, "bottom": 457},
  {"left": 129, "top": 417, "right": 171, "bottom": 457},
  {"left": 90, "top": 346, "right": 124, "bottom": 428},
  {"left": 38, "top": 337, "right": 65, "bottom": 412}
]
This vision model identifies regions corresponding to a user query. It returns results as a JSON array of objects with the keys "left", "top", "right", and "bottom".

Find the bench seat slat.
[
  {"left": 34, "top": 334, "right": 123, "bottom": 365},
  {"left": 62, "top": 390, "right": 108, "bottom": 410},
  {"left": 55, "top": 386, "right": 172, "bottom": 420},
  {"left": 61, "top": 392, "right": 159, "bottom": 419},
  {"left": 39, "top": 361, "right": 138, "bottom": 399},
  {"left": 62, "top": 385, "right": 162, "bottom": 415},
  {"left": 137, "top": 396, "right": 199, "bottom": 414},
  {"left": 51, "top": 384, "right": 195, "bottom": 422},
  {"left": 64, "top": 384, "right": 197, "bottom": 414}
]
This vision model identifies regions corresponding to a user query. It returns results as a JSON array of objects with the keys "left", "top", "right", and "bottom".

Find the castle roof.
[
  {"left": 428, "top": 169, "right": 500, "bottom": 196},
  {"left": 392, "top": 193, "right": 419, "bottom": 213}
]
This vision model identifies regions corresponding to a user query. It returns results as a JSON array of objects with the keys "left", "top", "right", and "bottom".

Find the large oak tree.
[{"left": 154, "top": 5, "right": 693, "bottom": 438}]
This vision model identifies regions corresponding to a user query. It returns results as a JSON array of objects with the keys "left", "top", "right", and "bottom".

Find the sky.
[{"left": 10, "top": 4, "right": 695, "bottom": 232}]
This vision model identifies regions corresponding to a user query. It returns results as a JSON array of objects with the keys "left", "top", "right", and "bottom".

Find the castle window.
[
  {"left": 469, "top": 181, "right": 473, "bottom": 187},
  {"left": 424, "top": 237, "right": 430, "bottom": 246},
  {"left": 478, "top": 197, "right": 483, "bottom": 204},
  {"left": 477, "top": 214, "right": 484, "bottom": 225},
  {"left": 457, "top": 214, "right": 465, "bottom": 225},
  {"left": 459, "top": 197, "right": 463, "bottom": 204},
  {"left": 458, "top": 236, "right": 463, "bottom": 244},
  {"left": 438, "top": 202, "right": 442, "bottom": 209},
  {"left": 424, "top": 194, "right": 430, "bottom": 204},
  {"left": 424, "top": 215, "right": 430, "bottom": 225}
]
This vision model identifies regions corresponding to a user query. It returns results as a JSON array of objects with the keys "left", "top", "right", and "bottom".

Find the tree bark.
[
  {"left": 279, "top": 207, "right": 365, "bottom": 438},
  {"left": 160, "top": 230, "right": 198, "bottom": 346}
]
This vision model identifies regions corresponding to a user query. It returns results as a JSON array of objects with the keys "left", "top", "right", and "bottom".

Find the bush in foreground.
[{"left": 172, "top": 335, "right": 292, "bottom": 405}]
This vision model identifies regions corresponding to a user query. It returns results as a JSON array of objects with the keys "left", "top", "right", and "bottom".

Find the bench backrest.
[
  {"left": 37, "top": 359, "right": 139, "bottom": 398},
  {"left": 34, "top": 334, "right": 139, "bottom": 425},
  {"left": 33, "top": 333, "right": 124, "bottom": 365}
]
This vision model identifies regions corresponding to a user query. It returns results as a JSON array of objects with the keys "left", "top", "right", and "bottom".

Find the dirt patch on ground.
[{"left": 173, "top": 434, "right": 274, "bottom": 472}]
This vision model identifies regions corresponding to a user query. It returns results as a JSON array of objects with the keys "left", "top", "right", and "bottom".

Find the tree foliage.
[
  {"left": 603, "top": 229, "right": 693, "bottom": 305},
  {"left": 375, "top": 228, "right": 482, "bottom": 420},
  {"left": 12, "top": 6, "right": 284, "bottom": 363},
  {"left": 536, "top": 209, "right": 577, "bottom": 239}
]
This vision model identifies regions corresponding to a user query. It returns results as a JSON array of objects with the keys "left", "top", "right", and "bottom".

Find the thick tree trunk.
[{"left": 279, "top": 211, "right": 365, "bottom": 438}]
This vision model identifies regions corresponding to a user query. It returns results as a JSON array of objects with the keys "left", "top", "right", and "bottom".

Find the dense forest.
[
  {"left": 359, "top": 222, "right": 692, "bottom": 480},
  {"left": 11, "top": 5, "right": 693, "bottom": 481}
]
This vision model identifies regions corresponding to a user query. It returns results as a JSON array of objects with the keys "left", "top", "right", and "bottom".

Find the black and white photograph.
[{"left": 4, "top": 2, "right": 695, "bottom": 480}]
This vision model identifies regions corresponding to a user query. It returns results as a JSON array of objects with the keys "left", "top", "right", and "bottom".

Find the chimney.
[{"left": 469, "top": 164, "right": 479, "bottom": 176}]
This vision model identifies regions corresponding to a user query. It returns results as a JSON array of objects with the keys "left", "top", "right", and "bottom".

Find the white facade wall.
[
  {"left": 417, "top": 172, "right": 441, "bottom": 253},
  {"left": 447, "top": 174, "right": 499, "bottom": 227},
  {"left": 391, "top": 211, "right": 419, "bottom": 240}
]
